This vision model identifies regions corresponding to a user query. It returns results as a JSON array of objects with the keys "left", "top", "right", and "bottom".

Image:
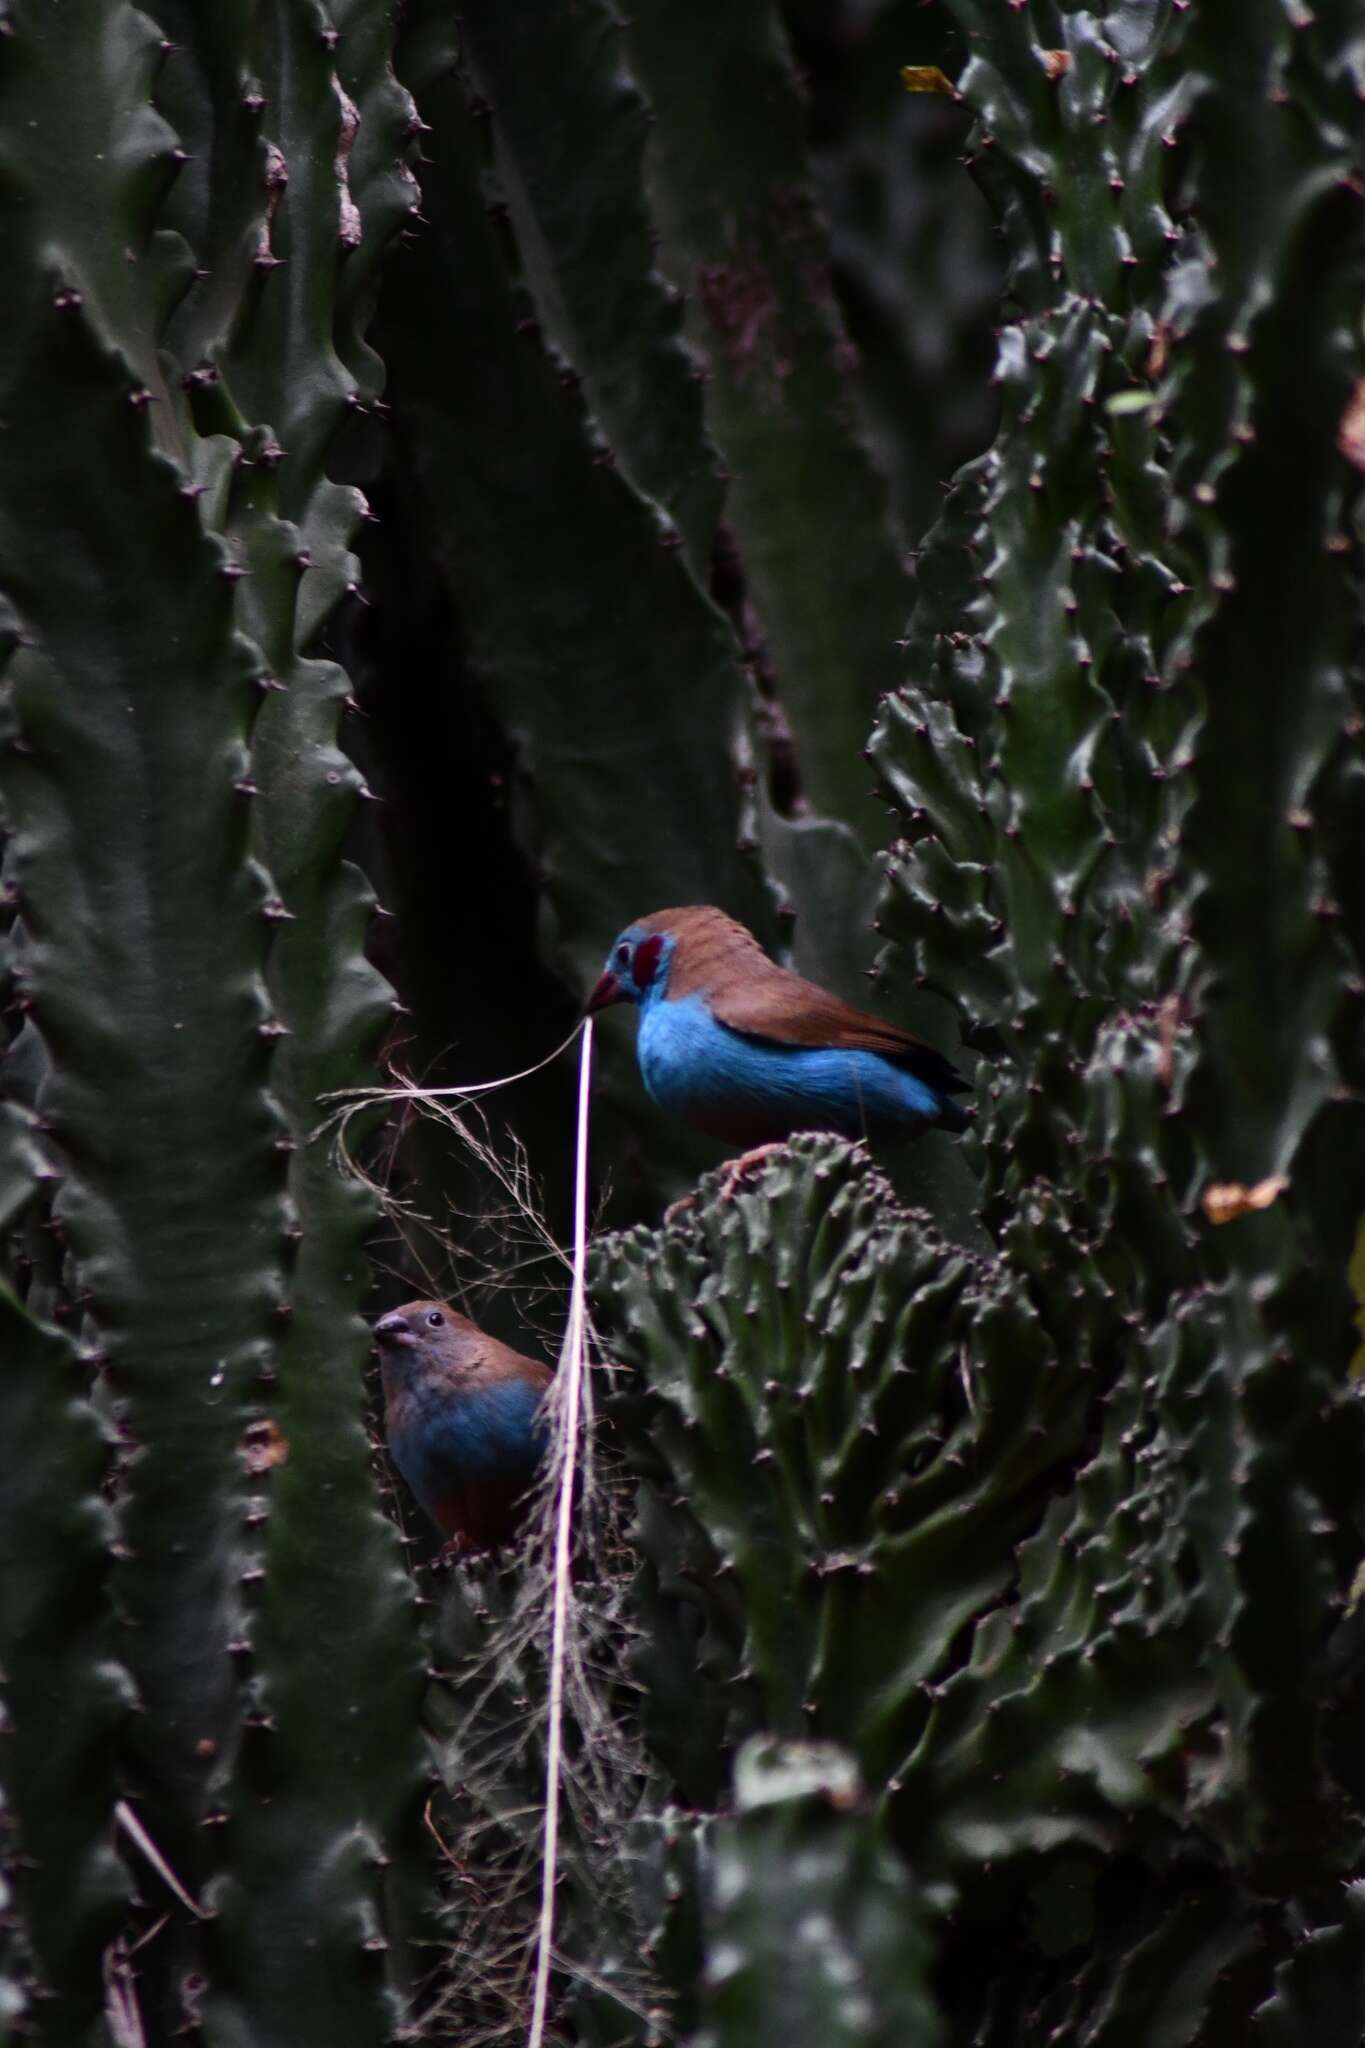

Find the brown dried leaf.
[
  {"left": 1338, "top": 378, "right": 1365, "bottom": 472},
  {"left": 1156, "top": 993, "right": 1183, "bottom": 1091},
  {"left": 1146, "top": 322, "right": 1171, "bottom": 380},
  {"left": 1201, "top": 1175, "right": 1288, "bottom": 1226},
  {"left": 900, "top": 64, "right": 957, "bottom": 97},
  {"left": 239, "top": 1417, "right": 289, "bottom": 1474}
]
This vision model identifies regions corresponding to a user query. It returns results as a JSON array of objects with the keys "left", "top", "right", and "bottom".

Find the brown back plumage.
[{"left": 636, "top": 905, "right": 968, "bottom": 1097}]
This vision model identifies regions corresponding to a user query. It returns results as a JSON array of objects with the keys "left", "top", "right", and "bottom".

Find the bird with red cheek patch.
[
  {"left": 373, "top": 1300, "right": 553, "bottom": 1556},
  {"left": 587, "top": 905, "right": 971, "bottom": 1186}
]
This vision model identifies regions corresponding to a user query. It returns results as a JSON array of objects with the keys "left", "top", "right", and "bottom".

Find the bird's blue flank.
[
  {"left": 390, "top": 1377, "right": 548, "bottom": 1501},
  {"left": 638, "top": 989, "right": 949, "bottom": 1139}
]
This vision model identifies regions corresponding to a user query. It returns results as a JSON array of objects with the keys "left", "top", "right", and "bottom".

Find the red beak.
[{"left": 586, "top": 969, "right": 623, "bottom": 1014}]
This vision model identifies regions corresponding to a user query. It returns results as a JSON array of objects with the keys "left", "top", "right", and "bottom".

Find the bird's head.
[
  {"left": 373, "top": 1300, "right": 483, "bottom": 1376},
  {"left": 586, "top": 923, "right": 676, "bottom": 1013}
]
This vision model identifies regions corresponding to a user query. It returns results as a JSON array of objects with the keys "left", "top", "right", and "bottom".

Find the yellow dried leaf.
[
  {"left": 1201, "top": 1175, "right": 1289, "bottom": 1226},
  {"left": 900, "top": 64, "right": 957, "bottom": 97},
  {"left": 1145, "top": 321, "right": 1171, "bottom": 380}
]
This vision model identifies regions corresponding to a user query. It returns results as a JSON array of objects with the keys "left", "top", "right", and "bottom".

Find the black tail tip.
[{"left": 935, "top": 1096, "right": 972, "bottom": 1136}]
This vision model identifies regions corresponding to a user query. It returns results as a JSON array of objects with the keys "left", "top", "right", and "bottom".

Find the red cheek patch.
[{"left": 633, "top": 934, "right": 665, "bottom": 990}]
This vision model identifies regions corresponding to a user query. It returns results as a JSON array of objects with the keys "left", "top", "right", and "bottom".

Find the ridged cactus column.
[
  {"left": 0, "top": 7, "right": 430, "bottom": 2042},
  {"left": 0, "top": 27, "right": 293, "bottom": 2025},
  {"left": 0, "top": 1287, "right": 130, "bottom": 2038},
  {"left": 689, "top": 1739, "right": 943, "bottom": 2048},
  {"left": 623, "top": 0, "right": 913, "bottom": 846}
]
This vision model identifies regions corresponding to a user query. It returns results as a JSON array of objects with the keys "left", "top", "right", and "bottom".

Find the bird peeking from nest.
[{"left": 374, "top": 1300, "right": 552, "bottom": 1559}]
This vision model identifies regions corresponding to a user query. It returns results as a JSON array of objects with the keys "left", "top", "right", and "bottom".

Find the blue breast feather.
[
  {"left": 389, "top": 1377, "right": 549, "bottom": 1506},
  {"left": 637, "top": 991, "right": 947, "bottom": 1142}
]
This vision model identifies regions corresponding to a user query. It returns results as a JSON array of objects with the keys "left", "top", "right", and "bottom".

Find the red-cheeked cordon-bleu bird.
[
  {"left": 374, "top": 1300, "right": 552, "bottom": 1554},
  {"left": 586, "top": 906, "right": 970, "bottom": 1185}
]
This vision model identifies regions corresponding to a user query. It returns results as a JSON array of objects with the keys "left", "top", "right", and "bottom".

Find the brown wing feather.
[
  {"left": 454, "top": 1322, "right": 555, "bottom": 1394},
  {"left": 636, "top": 905, "right": 968, "bottom": 1096},
  {"left": 712, "top": 970, "right": 968, "bottom": 1095}
]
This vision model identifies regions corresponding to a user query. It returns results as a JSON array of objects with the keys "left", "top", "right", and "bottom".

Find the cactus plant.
[
  {"left": 4, "top": 0, "right": 1363, "bottom": 2041},
  {"left": 3, "top": 0, "right": 943, "bottom": 2022},
  {"left": 0, "top": 1285, "right": 130, "bottom": 2040},
  {"left": 0, "top": 7, "right": 428, "bottom": 2040},
  {"left": 686, "top": 1737, "right": 943, "bottom": 2048},
  {"left": 591, "top": 0, "right": 1365, "bottom": 2039},
  {"left": 622, "top": 0, "right": 914, "bottom": 847}
]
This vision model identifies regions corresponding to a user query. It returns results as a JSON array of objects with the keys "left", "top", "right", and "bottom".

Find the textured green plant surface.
[
  {"left": 5, "top": 0, "right": 1364, "bottom": 2042},
  {"left": 587, "top": 0, "right": 1365, "bottom": 2041},
  {"left": 621, "top": 0, "right": 912, "bottom": 848},
  {"left": 664, "top": 1737, "right": 943, "bottom": 2048},
  {"left": 0, "top": 0, "right": 978, "bottom": 2033},
  {"left": 0, "top": 7, "right": 428, "bottom": 2042}
]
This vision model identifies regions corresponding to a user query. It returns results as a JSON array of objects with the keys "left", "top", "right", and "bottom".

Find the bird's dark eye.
[
  {"left": 615, "top": 942, "right": 630, "bottom": 968},
  {"left": 426, "top": 1309, "right": 445, "bottom": 1328}
]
